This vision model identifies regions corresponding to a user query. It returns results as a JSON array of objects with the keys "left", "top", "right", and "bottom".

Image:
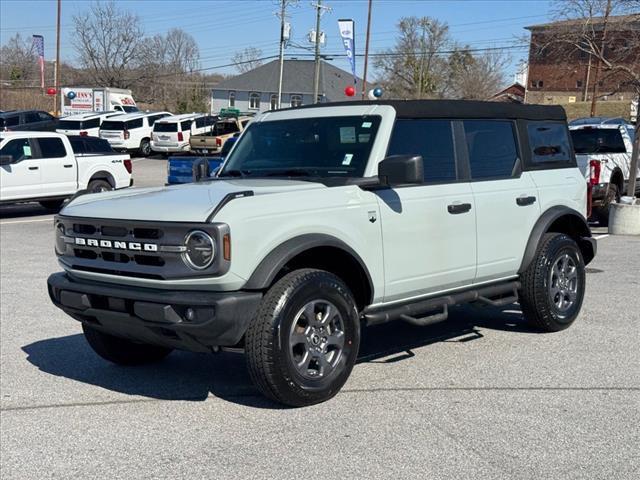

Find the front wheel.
[
  {"left": 519, "top": 233, "right": 586, "bottom": 332},
  {"left": 245, "top": 269, "right": 360, "bottom": 407},
  {"left": 82, "top": 324, "right": 172, "bottom": 365}
]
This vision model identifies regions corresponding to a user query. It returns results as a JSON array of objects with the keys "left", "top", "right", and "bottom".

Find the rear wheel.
[
  {"left": 245, "top": 269, "right": 360, "bottom": 407},
  {"left": 519, "top": 233, "right": 586, "bottom": 332},
  {"left": 87, "top": 179, "right": 112, "bottom": 193},
  {"left": 593, "top": 183, "right": 620, "bottom": 226},
  {"left": 39, "top": 199, "right": 64, "bottom": 210},
  {"left": 82, "top": 324, "right": 172, "bottom": 365},
  {"left": 139, "top": 138, "right": 151, "bottom": 157}
]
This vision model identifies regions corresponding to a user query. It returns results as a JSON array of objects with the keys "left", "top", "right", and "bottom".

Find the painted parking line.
[
  {"left": 594, "top": 234, "right": 610, "bottom": 240},
  {"left": 0, "top": 217, "right": 54, "bottom": 226}
]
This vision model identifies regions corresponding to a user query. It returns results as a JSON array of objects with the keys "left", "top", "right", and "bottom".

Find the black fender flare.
[
  {"left": 244, "top": 233, "right": 374, "bottom": 295},
  {"left": 519, "top": 206, "right": 595, "bottom": 272},
  {"left": 88, "top": 170, "right": 116, "bottom": 188}
]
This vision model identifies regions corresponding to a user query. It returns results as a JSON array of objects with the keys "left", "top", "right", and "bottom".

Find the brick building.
[{"left": 524, "top": 15, "right": 640, "bottom": 105}]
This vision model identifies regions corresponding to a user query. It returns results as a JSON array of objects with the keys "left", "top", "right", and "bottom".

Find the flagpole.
[
  {"left": 54, "top": 0, "right": 61, "bottom": 116},
  {"left": 361, "top": 0, "right": 372, "bottom": 99}
]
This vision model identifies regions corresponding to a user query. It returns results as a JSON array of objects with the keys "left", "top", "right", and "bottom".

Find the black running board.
[{"left": 363, "top": 281, "right": 520, "bottom": 326}]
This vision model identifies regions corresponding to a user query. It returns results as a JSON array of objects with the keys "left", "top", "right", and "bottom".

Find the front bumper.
[{"left": 47, "top": 272, "right": 262, "bottom": 351}]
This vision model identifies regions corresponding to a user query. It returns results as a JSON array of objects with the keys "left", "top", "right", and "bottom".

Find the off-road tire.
[
  {"left": 83, "top": 324, "right": 172, "bottom": 365},
  {"left": 519, "top": 233, "right": 586, "bottom": 332},
  {"left": 593, "top": 183, "right": 620, "bottom": 226},
  {"left": 87, "top": 179, "right": 112, "bottom": 193},
  {"left": 139, "top": 138, "right": 151, "bottom": 157},
  {"left": 245, "top": 269, "right": 360, "bottom": 407},
  {"left": 39, "top": 199, "right": 64, "bottom": 210}
]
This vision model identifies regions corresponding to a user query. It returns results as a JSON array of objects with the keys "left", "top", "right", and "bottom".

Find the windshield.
[
  {"left": 122, "top": 106, "right": 138, "bottom": 113},
  {"left": 154, "top": 122, "right": 177, "bottom": 132},
  {"left": 570, "top": 128, "right": 627, "bottom": 154},
  {"left": 219, "top": 115, "right": 381, "bottom": 178}
]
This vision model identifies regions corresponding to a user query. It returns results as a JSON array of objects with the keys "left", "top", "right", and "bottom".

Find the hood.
[{"left": 60, "top": 179, "right": 326, "bottom": 222}]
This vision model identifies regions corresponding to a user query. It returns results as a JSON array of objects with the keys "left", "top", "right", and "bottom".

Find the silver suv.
[{"left": 48, "top": 100, "right": 596, "bottom": 406}]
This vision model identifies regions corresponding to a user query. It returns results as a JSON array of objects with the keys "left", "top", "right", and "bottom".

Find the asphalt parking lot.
[{"left": 1, "top": 157, "right": 638, "bottom": 479}]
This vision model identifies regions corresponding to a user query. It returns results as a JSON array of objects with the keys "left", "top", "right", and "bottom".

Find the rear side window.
[
  {"left": 82, "top": 118, "right": 100, "bottom": 129},
  {"left": 24, "top": 112, "right": 40, "bottom": 123},
  {"left": 464, "top": 120, "right": 518, "bottom": 179},
  {"left": 154, "top": 122, "right": 177, "bottom": 132},
  {"left": 126, "top": 118, "right": 143, "bottom": 129},
  {"left": 38, "top": 112, "right": 52, "bottom": 121},
  {"left": 570, "top": 128, "right": 627, "bottom": 154},
  {"left": 387, "top": 119, "right": 457, "bottom": 183},
  {"left": 528, "top": 122, "right": 572, "bottom": 163},
  {"left": 69, "top": 137, "right": 86, "bottom": 154},
  {"left": 37, "top": 137, "right": 67, "bottom": 158},
  {"left": 85, "top": 138, "right": 114, "bottom": 153},
  {"left": 101, "top": 121, "right": 125, "bottom": 131},
  {"left": 180, "top": 120, "right": 192, "bottom": 132}
]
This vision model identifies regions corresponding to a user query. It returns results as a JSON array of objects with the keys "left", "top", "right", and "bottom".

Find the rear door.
[
  {"left": 35, "top": 137, "right": 77, "bottom": 196},
  {"left": 464, "top": 120, "right": 540, "bottom": 283},
  {"left": 0, "top": 137, "right": 41, "bottom": 200},
  {"left": 377, "top": 119, "right": 477, "bottom": 302}
]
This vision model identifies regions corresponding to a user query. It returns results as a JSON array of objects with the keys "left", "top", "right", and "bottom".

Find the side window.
[
  {"left": 128, "top": 118, "right": 143, "bottom": 129},
  {"left": 180, "top": 120, "right": 192, "bottom": 132},
  {"left": 464, "top": 120, "right": 519, "bottom": 179},
  {"left": 528, "top": 122, "right": 572, "bottom": 164},
  {"left": 85, "top": 138, "right": 113, "bottom": 153},
  {"left": 38, "top": 112, "right": 53, "bottom": 121},
  {"left": 4, "top": 116, "right": 20, "bottom": 127},
  {"left": 147, "top": 115, "right": 160, "bottom": 126},
  {"left": 37, "top": 137, "right": 67, "bottom": 158},
  {"left": 387, "top": 119, "right": 457, "bottom": 183},
  {"left": 0, "top": 138, "right": 33, "bottom": 162},
  {"left": 84, "top": 118, "right": 100, "bottom": 129},
  {"left": 25, "top": 112, "right": 40, "bottom": 123},
  {"left": 69, "top": 138, "right": 86, "bottom": 154}
]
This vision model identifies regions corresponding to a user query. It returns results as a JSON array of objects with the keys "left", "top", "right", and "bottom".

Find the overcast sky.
[{"left": 0, "top": 0, "right": 556, "bottom": 79}]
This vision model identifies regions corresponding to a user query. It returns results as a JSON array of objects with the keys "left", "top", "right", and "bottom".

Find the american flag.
[{"left": 32, "top": 35, "right": 44, "bottom": 88}]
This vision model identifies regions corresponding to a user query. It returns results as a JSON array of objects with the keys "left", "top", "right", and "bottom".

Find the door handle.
[
  {"left": 516, "top": 195, "right": 537, "bottom": 206},
  {"left": 63, "top": 164, "right": 73, "bottom": 168},
  {"left": 28, "top": 166, "right": 39, "bottom": 171},
  {"left": 447, "top": 202, "right": 472, "bottom": 214}
]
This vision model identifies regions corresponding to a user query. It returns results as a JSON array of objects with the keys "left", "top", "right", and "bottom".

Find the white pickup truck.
[
  {"left": 0, "top": 132, "right": 132, "bottom": 210},
  {"left": 569, "top": 118, "right": 639, "bottom": 224}
]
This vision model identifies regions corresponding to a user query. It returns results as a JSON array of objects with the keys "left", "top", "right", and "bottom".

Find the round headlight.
[
  {"left": 182, "top": 230, "right": 215, "bottom": 270},
  {"left": 55, "top": 222, "right": 66, "bottom": 254}
]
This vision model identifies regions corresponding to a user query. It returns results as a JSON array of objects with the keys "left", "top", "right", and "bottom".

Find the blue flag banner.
[
  {"left": 338, "top": 19, "right": 356, "bottom": 85},
  {"left": 32, "top": 35, "right": 45, "bottom": 88}
]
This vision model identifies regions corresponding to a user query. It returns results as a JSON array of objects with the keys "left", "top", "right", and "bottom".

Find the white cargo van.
[
  {"left": 99, "top": 111, "right": 171, "bottom": 156},
  {"left": 56, "top": 111, "right": 124, "bottom": 138},
  {"left": 151, "top": 114, "right": 217, "bottom": 153}
]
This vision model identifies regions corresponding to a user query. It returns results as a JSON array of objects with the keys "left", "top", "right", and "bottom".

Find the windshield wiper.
[
  {"left": 263, "top": 169, "right": 315, "bottom": 177},
  {"left": 219, "top": 169, "right": 251, "bottom": 178}
]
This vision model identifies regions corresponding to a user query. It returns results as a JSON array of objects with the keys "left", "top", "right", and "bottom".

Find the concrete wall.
[{"left": 211, "top": 90, "right": 315, "bottom": 114}]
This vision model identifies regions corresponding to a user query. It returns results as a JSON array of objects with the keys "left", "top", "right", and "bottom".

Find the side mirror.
[
  {"left": 378, "top": 155, "right": 423, "bottom": 186},
  {"left": 0, "top": 155, "right": 14, "bottom": 166},
  {"left": 192, "top": 157, "right": 210, "bottom": 182}
]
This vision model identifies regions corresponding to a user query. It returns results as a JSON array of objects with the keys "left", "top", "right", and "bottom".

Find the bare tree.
[
  {"left": 165, "top": 28, "right": 200, "bottom": 73},
  {"left": 538, "top": 0, "right": 640, "bottom": 195},
  {"left": 374, "top": 17, "right": 451, "bottom": 99},
  {"left": 445, "top": 47, "right": 510, "bottom": 99},
  {"left": 72, "top": 1, "right": 144, "bottom": 88},
  {"left": 232, "top": 47, "right": 264, "bottom": 73},
  {"left": 0, "top": 34, "right": 37, "bottom": 85}
]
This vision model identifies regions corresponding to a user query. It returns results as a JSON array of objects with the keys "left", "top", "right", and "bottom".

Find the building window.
[
  {"left": 249, "top": 92, "right": 260, "bottom": 110},
  {"left": 270, "top": 94, "right": 278, "bottom": 110},
  {"left": 531, "top": 80, "right": 544, "bottom": 89},
  {"left": 228, "top": 91, "right": 235, "bottom": 107},
  {"left": 290, "top": 94, "right": 303, "bottom": 108},
  {"left": 576, "top": 80, "right": 583, "bottom": 88}
]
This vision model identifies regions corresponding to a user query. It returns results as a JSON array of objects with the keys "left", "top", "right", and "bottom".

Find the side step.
[{"left": 364, "top": 281, "right": 520, "bottom": 327}]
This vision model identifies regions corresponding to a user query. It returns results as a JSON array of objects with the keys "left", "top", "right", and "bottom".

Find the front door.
[
  {"left": 377, "top": 118, "right": 477, "bottom": 303},
  {"left": 0, "top": 137, "right": 42, "bottom": 201}
]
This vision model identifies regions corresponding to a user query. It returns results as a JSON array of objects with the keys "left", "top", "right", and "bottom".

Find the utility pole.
[
  {"left": 277, "top": 0, "right": 287, "bottom": 109},
  {"left": 54, "top": 0, "right": 61, "bottom": 116},
  {"left": 589, "top": 0, "right": 612, "bottom": 117},
  {"left": 628, "top": 94, "right": 640, "bottom": 199},
  {"left": 361, "top": 0, "right": 373, "bottom": 99},
  {"left": 312, "top": 0, "right": 330, "bottom": 103}
]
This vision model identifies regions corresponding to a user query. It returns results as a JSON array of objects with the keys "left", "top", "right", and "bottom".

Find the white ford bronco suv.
[{"left": 48, "top": 100, "right": 596, "bottom": 406}]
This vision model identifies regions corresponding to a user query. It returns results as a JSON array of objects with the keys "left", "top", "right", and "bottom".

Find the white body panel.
[
  {"left": 56, "top": 111, "right": 123, "bottom": 138},
  {"left": 0, "top": 132, "right": 131, "bottom": 203},
  {"left": 100, "top": 112, "right": 170, "bottom": 152},
  {"left": 151, "top": 114, "right": 214, "bottom": 153},
  {"left": 61, "top": 88, "right": 136, "bottom": 116}
]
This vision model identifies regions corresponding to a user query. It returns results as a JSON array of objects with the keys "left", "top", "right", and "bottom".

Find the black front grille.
[{"left": 56, "top": 215, "right": 229, "bottom": 280}]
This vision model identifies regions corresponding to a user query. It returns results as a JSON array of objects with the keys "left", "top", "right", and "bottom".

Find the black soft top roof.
[{"left": 287, "top": 99, "right": 567, "bottom": 121}]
